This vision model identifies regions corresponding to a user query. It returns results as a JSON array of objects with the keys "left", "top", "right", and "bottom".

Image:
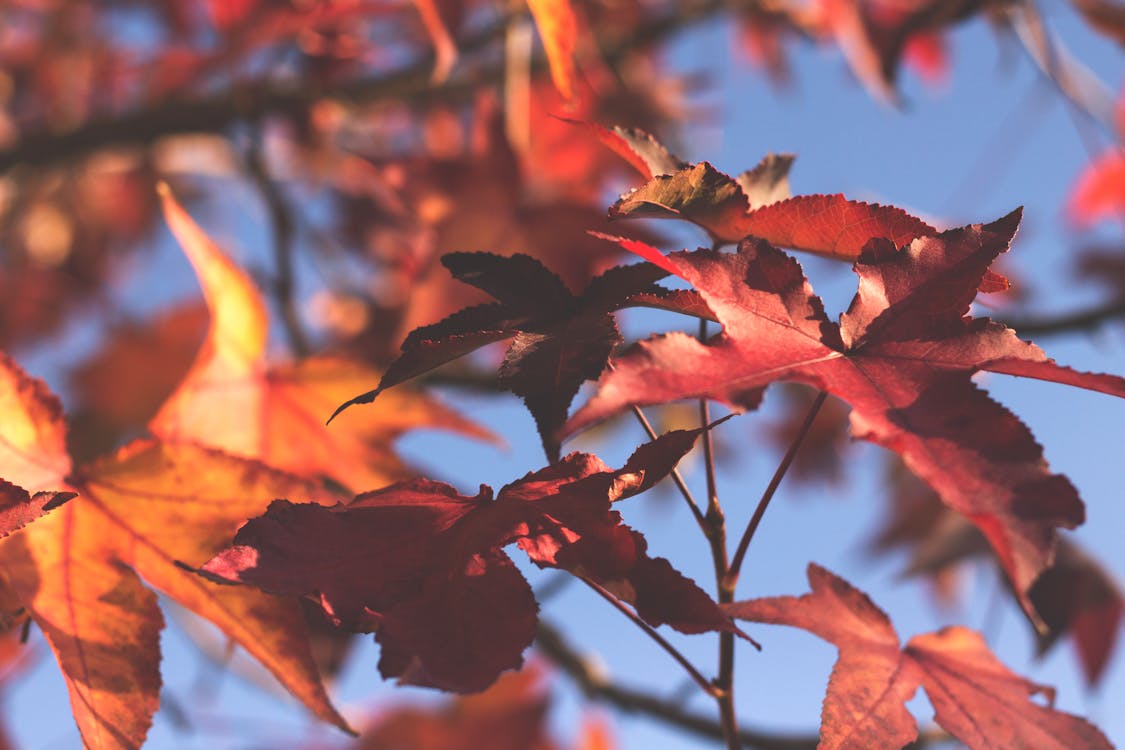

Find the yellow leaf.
[
  {"left": 152, "top": 186, "right": 494, "bottom": 493},
  {"left": 526, "top": 0, "right": 578, "bottom": 101}
]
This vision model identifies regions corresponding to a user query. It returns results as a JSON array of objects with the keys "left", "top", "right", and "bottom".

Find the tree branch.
[
  {"left": 534, "top": 621, "right": 818, "bottom": 750},
  {"left": 1001, "top": 298, "right": 1125, "bottom": 337},
  {"left": 0, "top": 0, "right": 746, "bottom": 173},
  {"left": 242, "top": 132, "right": 310, "bottom": 357}
]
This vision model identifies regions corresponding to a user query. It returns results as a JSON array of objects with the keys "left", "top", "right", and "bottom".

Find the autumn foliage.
[{"left": 1, "top": 1, "right": 1124, "bottom": 749}]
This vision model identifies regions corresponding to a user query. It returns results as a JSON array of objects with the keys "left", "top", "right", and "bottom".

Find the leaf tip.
[
  {"left": 736, "top": 624, "right": 762, "bottom": 651},
  {"left": 40, "top": 491, "right": 77, "bottom": 511},
  {"left": 987, "top": 206, "right": 1024, "bottom": 240},
  {"left": 588, "top": 231, "right": 683, "bottom": 278},
  {"left": 327, "top": 390, "right": 378, "bottom": 425}
]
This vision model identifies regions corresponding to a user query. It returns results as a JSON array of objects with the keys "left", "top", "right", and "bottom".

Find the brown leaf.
[
  {"left": 201, "top": 429, "right": 741, "bottom": 693},
  {"left": 611, "top": 161, "right": 935, "bottom": 260}
]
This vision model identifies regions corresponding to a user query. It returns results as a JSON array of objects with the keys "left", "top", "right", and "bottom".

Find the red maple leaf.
[
  {"left": 728, "top": 564, "right": 1112, "bottom": 750},
  {"left": 868, "top": 459, "right": 1125, "bottom": 687},
  {"left": 566, "top": 212, "right": 1125, "bottom": 616},
  {"left": 200, "top": 428, "right": 743, "bottom": 693}
]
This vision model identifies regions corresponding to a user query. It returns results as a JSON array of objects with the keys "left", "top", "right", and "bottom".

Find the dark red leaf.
[
  {"left": 1030, "top": 540, "right": 1124, "bottom": 686},
  {"left": 201, "top": 429, "right": 739, "bottom": 692},
  {"left": 334, "top": 252, "right": 677, "bottom": 462}
]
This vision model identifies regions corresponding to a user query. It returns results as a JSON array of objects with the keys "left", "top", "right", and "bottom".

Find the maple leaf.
[
  {"left": 869, "top": 458, "right": 1125, "bottom": 686},
  {"left": 1031, "top": 538, "right": 1124, "bottom": 686},
  {"left": 566, "top": 213, "right": 1125, "bottom": 614},
  {"left": 0, "top": 354, "right": 347, "bottom": 749},
  {"left": 341, "top": 101, "right": 671, "bottom": 347},
  {"left": 728, "top": 564, "right": 1111, "bottom": 750},
  {"left": 596, "top": 128, "right": 1004, "bottom": 292},
  {"left": 611, "top": 161, "right": 936, "bottom": 260},
  {"left": 332, "top": 250, "right": 699, "bottom": 462},
  {"left": 199, "top": 428, "right": 742, "bottom": 693},
  {"left": 151, "top": 185, "right": 491, "bottom": 492},
  {"left": 597, "top": 132, "right": 989, "bottom": 285},
  {"left": 309, "top": 663, "right": 611, "bottom": 750},
  {"left": 801, "top": 0, "right": 936, "bottom": 101}
]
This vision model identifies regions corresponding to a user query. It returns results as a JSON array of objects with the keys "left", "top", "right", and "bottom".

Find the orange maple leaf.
[
  {"left": 527, "top": 0, "right": 579, "bottom": 101},
  {"left": 150, "top": 185, "right": 493, "bottom": 493},
  {"left": 0, "top": 354, "right": 348, "bottom": 749}
]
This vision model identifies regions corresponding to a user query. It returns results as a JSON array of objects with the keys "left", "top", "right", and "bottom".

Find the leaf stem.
[
  {"left": 697, "top": 317, "right": 739, "bottom": 750},
  {"left": 579, "top": 575, "right": 718, "bottom": 698},
  {"left": 1000, "top": 297, "right": 1125, "bottom": 337},
  {"left": 727, "top": 390, "right": 828, "bottom": 588},
  {"left": 613, "top": 357, "right": 708, "bottom": 532}
]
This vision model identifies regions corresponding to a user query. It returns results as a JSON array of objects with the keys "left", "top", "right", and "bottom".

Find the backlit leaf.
[
  {"left": 729, "top": 564, "right": 1112, "bottom": 750},
  {"left": 568, "top": 212, "right": 1125, "bottom": 615}
]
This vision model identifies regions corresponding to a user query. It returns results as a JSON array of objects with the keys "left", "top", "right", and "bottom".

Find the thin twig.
[
  {"left": 579, "top": 575, "right": 718, "bottom": 697},
  {"left": 612, "top": 356, "right": 709, "bottom": 531},
  {"left": 534, "top": 621, "right": 819, "bottom": 750},
  {"left": 242, "top": 132, "right": 310, "bottom": 357},
  {"left": 728, "top": 390, "right": 828, "bottom": 588},
  {"left": 1001, "top": 298, "right": 1125, "bottom": 336}
]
